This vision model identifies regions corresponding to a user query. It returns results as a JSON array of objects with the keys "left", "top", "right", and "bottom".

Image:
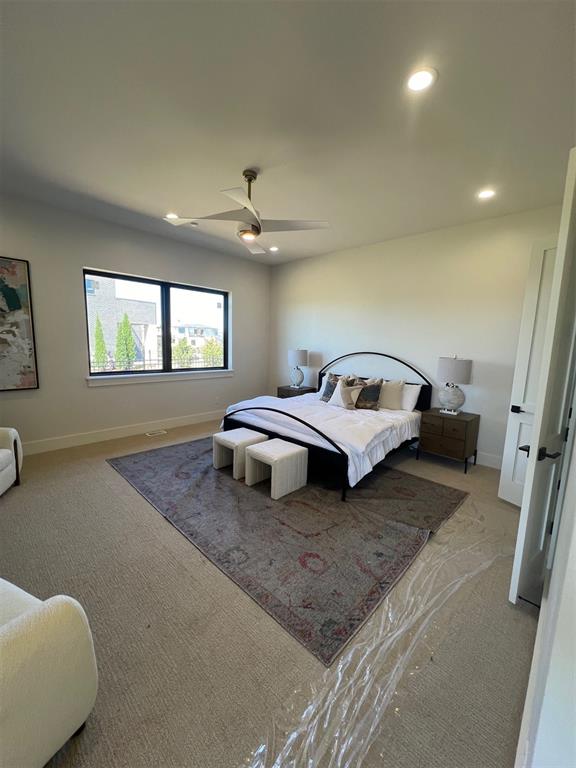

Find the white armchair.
[
  {"left": 0, "top": 578, "right": 98, "bottom": 768},
  {"left": 0, "top": 428, "right": 22, "bottom": 495}
]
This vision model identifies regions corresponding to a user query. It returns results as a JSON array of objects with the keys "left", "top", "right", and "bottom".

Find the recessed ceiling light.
[
  {"left": 477, "top": 188, "right": 496, "bottom": 200},
  {"left": 407, "top": 68, "right": 438, "bottom": 92},
  {"left": 165, "top": 212, "right": 179, "bottom": 220},
  {"left": 269, "top": 246, "right": 279, "bottom": 252}
]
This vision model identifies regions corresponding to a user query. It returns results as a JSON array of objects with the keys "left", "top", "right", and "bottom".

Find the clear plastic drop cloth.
[{"left": 242, "top": 493, "right": 515, "bottom": 768}]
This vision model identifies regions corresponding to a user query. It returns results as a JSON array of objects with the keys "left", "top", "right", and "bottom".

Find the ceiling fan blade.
[
  {"left": 199, "top": 208, "right": 258, "bottom": 225},
  {"left": 239, "top": 238, "right": 266, "bottom": 256},
  {"left": 260, "top": 219, "right": 329, "bottom": 233},
  {"left": 221, "top": 187, "right": 260, "bottom": 222},
  {"left": 163, "top": 216, "right": 197, "bottom": 227}
]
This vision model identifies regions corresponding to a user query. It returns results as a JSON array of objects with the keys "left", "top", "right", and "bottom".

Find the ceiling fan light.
[
  {"left": 165, "top": 212, "right": 179, "bottom": 220},
  {"left": 238, "top": 223, "right": 261, "bottom": 241}
]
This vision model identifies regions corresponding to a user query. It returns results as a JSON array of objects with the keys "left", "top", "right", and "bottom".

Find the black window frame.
[{"left": 83, "top": 268, "right": 229, "bottom": 376}]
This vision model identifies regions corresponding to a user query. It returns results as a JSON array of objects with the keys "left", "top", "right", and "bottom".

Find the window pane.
[
  {"left": 170, "top": 287, "right": 225, "bottom": 369},
  {"left": 85, "top": 274, "right": 162, "bottom": 373}
]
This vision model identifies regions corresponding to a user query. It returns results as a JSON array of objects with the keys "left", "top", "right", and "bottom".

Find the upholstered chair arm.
[
  {"left": 0, "top": 428, "right": 22, "bottom": 471},
  {"left": 0, "top": 596, "right": 98, "bottom": 768}
]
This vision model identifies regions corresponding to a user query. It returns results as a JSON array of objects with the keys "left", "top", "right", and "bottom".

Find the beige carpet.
[{"left": 0, "top": 423, "right": 538, "bottom": 768}]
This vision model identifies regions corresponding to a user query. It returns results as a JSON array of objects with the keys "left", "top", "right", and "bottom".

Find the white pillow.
[
  {"left": 328, "top": 379, "right": 363, "bottom": 409},
  {"left": 378, "top": 380, "right": 405, "bottom": 410},
  {"left": 401, "top": 383, "right": 422, "bottom": 411}
]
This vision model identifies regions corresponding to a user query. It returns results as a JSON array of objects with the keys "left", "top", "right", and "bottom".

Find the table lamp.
[
  {"left": 437, "top": 356, "right": 472, "bottom": 414},
  {"left": 288, "top": 349, "right": 308, "bottom": 388}
]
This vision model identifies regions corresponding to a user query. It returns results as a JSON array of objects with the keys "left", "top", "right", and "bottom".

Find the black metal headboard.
[{"left": 317, "top": 351, "right": 432, "bottom": 411}]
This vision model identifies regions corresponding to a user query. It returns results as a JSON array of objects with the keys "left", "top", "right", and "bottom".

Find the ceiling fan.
[{"left": 163, "top": 169, "right": 329, "bottom": 255}]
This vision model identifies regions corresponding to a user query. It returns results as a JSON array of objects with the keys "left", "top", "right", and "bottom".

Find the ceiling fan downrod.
[{"left": 242, "top": 168, "right": 258, "bottom": 201}]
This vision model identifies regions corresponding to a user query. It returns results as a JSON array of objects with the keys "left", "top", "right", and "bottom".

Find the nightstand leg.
[
  {"left": 474, "top": 449, "right": 478, "bottom": 466},
  {"left": 464, "top": 457, "right": 468, "bottom": 474}
]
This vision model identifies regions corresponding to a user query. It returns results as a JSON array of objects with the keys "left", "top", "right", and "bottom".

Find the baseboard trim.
[
  {"left": 22, "top": 417, "right": 504, "bottom": 471},
  {"left": 476, "top": 451, "right": 503, "bottom": 470},
  {"left": 23, "top": 409, "right": 225, "bottom": 455}
]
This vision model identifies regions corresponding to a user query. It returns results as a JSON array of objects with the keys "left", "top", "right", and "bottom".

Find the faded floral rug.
[{"left": 108, "top": 437, "right": 467, "bottom": 665}]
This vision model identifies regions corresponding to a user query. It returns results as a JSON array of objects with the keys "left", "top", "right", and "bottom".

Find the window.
[{"left": 83, "top": 270, "right": 228, "bottom": 375}]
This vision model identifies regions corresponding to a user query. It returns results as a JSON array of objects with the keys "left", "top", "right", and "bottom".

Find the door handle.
[
  {"left": 518, "top": 444, "right": 530, "bottom": 456},
  {"left": 537, "top": 447, "right": 562, "bottom": 461},
  {"left": 511, "top": 405, "right": 526, "bottom": 414}
]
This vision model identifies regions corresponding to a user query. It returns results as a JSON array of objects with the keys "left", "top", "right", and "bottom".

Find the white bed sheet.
[{"left": 225, "top": 392, "right": 421, "bottom": 487}]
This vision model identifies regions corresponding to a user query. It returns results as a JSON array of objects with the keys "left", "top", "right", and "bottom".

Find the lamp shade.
[
  {"left": 288, "top": 349, "right": 308, "bottom": 367},
  {"left": 438, "top": 357, "right": 472, "bottom": 385}
]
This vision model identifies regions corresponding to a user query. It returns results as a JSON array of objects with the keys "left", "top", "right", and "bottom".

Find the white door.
[
  {"left": 510, "top": 147, "right": 576, "bottom": 606},
  {"left": 499, "top": 243, "right": 557, "bottom": 506}
]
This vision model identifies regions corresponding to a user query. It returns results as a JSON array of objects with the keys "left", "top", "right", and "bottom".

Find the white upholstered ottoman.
[
  {"left": 245, "top": 439, "right": 308, "bottom": 499},
  {"left": 213, "top": 428, "right": 268, "bottom": 480}
]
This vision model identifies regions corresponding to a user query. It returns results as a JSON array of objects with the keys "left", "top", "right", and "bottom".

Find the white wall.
[
  {"left": 269, "top": 207, "right": 560, "bottom": 467},
  {"left": 0, "top": 195, "right": 270, "bottom": 451}
]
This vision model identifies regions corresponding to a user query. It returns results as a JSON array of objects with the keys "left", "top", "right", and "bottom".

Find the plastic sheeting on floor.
[{"left": 243, "top": 497, "right": 513, "bottom": 768}]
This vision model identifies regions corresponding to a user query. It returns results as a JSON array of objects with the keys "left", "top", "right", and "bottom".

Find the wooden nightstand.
[
  {"left": 277, "top": 385, "right": 317, "bottom": 399},
  {"left": 416, "top": 408, "right": 480, "bottom": 473}
]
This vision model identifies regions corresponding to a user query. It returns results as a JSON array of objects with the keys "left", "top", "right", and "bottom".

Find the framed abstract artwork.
[{"left": 0, "top": 257, "right": 39, "bottom": 391}]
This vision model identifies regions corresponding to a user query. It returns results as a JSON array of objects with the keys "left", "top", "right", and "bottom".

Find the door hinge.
[
  {"left": 549, "top": 520, "right": 554, "bottom": 536},
  {"left": 564, "top": 425, "right": 570, "bottom": 442}
]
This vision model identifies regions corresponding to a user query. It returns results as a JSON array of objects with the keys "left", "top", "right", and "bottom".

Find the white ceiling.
[{"left": 2, "top": 1, "right": 574, "bottom": 264}]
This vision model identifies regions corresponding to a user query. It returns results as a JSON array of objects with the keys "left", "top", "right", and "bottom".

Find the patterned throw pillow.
[
  {"left": 328, "top": 379, "right": 364, "bottom": 409},
  {"left": 354, "top": 377, "right": 384, "bottom": 410},
  {"left": 320, "top": 373, "right": 340, "bottom": 402},
  {"left": 320, "top": 373, "right": 355, "bottom": 402}
]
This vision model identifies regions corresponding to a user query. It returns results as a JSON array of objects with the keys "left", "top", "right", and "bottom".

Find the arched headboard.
[{"left": 317, "top": 351, "right": 432, "bottom": 411}]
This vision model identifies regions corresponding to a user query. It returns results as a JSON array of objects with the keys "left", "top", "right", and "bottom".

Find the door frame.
[
  {"left": 514, "top": 146, "right": 576, "bottom": 766},
  {"left": 514, "top": 370, "right": 576, "bottom": 767},
  {"left": 509, "top": 148, "right": 576, "bottom": 605}
]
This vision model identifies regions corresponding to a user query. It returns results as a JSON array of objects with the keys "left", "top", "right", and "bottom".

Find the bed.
[{"left": 224, "top": 352, "right": 432, "bottom": 499}]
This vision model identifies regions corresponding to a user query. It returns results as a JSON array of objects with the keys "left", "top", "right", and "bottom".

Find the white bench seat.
[
  {"left": 212, "top": 428, "right": 268, "bottom": 480},
  {"left": 245, "top": 438, "right": 308, "bottom": 499}
]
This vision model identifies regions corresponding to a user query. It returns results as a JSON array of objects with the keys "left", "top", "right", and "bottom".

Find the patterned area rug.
[{"left": 108, "top": 438, "right": 467, "bottom": 665}]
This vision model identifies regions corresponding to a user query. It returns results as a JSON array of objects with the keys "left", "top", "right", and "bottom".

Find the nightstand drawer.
[
  {"left": 420, "top": 414, "right": 443, "bottom": 435},
  {"left": 443, "top": 419, "right": 467, "bottom": 440},
  {"left": 419, "top": 433, "right": 465, "bottom": 460}
]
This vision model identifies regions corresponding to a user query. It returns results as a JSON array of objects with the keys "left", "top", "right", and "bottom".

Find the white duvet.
[{"left": 225, "top": 392, "right": 420, "bottom": 487}]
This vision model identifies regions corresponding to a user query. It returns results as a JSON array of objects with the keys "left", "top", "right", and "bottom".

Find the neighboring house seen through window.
[{"left": 83, "top": 270, "right": 228, "bottom": 375}]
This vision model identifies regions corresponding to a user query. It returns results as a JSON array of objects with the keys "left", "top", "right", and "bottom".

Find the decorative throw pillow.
[
  {"left": 320, "top": 373, "right": 355, "bottom": 402},
  {"left": 320, "top": 373, "right": 340, "bottom": 402},
  {"left": 378, "top": 380, "right": 405, "bottom": 410},
  {"left": 328, "top": 379, "right": 363, "bottom": 409},
  {"left": 401, "top": 383, "right": 422, "bottom": 411},
  {"left": 354, "top": 377, "right": 384, "bottom": 410}
]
